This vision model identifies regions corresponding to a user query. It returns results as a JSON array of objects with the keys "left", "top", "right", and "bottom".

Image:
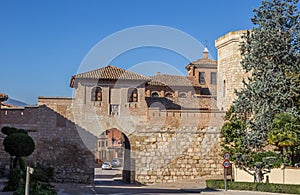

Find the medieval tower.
[{"left": 215, "top": 30, "right": 249, "bottom": 111}]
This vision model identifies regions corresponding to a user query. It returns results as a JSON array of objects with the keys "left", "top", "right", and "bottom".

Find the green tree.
[
  {"left": 234, "top": 0, "right": 300, "bottom": 149},
  {"left": 220, "top": 106, "right": 248, "bottom": 156},
  {"left": 1, "top": 127, "right": 35, "bottom": 192},
  {"left": 3, "top": 132, "right": 35, "bottom": 169},
  {"left": 1, "top": 127, "right": 30, "bottom": 170},
  {"left": 268, "top": 112, "right": 300, "bottom": 164}
]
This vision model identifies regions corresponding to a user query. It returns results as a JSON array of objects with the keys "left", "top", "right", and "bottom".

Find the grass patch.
[{"left": 206, "top": 179, "right": 300, "bottom": 194}]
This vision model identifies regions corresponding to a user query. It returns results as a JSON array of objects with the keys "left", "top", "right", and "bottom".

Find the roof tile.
[
  {"left": 149, "top": 74, "right": 203, "bottom": 87},
  {"left": 73, "top": 65, "right": 151, "bottom": 81}
]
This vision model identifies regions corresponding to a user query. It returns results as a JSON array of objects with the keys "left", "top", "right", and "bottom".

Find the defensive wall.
[
  {"left": 0, "top": 96, "right": 225, "bottom": 184},
  {"left": 0, "top": 30, "right": 249, "bottom": 183}
]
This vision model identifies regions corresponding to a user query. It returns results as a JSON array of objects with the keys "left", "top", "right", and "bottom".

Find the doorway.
[{"left": 94, "top": 128, "right": 132, "bottom": 183}]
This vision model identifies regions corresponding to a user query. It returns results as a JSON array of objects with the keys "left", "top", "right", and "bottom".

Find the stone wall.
[
  {"left": 36, "top": 105, "right": 94, "bottom": 183},
  {"left": 1, "top": 28, "right": 255, "bottom": 183},
  {"left": 215, "top": 30, "right": 250, "bottom": 111},
  {"left": 0, "top": 93, "right": 225, "bottom": 184},
  {"left": 0, "top": 100, "right": 95, "bottom": 183},
  {"left": 0, "top": 107, "right": 39, "bottom": 172},
  {"left": 134, "top": 126, "right": 223, "bottom": 183}
]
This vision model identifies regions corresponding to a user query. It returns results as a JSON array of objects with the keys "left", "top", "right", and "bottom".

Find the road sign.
[
  {"left": 222, "top": 160, "right": 231, "bottom": 168},
  {"left": 224, "top": 152, "right": 230, "bottom": 160}
]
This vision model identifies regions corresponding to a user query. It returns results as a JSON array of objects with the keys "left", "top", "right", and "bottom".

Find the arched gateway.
[
  {"left": 1, "top": 40, "right": 251, "bottom": 184},
  {"left": 95, "top": 128, "right": 133, "bottom": 183}
]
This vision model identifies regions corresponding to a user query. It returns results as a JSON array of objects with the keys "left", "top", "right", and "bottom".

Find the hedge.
[{"left": 206, "top": 179, "right": 300, "bottom": 194}]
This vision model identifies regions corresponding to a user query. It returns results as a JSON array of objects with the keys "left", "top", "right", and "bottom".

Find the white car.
[{"left": 101, "top": 162, "right": 113, "bottom": 170}]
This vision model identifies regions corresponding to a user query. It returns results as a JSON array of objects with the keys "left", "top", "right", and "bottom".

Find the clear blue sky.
[{"left": 0, "top": 0, "right": 264, "bottom": 105}]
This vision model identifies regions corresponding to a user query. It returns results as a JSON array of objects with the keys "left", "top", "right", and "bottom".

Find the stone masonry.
[
  {"left": 215, "top": 30, "right": 250, "bottom": 111},
  {"left": 0, "top": 30, "right": 248, "bottom": 184}
]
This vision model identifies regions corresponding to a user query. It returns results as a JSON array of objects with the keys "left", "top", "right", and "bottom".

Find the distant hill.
[{"left": 3, "top": 98, "right": 28, "bottom": 107}]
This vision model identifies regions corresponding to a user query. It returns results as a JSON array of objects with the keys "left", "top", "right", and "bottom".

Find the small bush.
[
  {"left": 31, "top": 164, "right": 54, "bottom": 183},
  {"left": 206, "top": 179, "right": 300, "bottom": 194},
  {"left": 13, "top": 182, "right": 57, "bottom": 195},
  {"left": 2, "top": 168, "right": 22, "bottom": 192},
  {"left": 12, "top": 164, "right": 56, "bottom": 195}
]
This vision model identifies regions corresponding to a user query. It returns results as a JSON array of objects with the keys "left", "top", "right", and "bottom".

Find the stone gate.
[{"left": 0, "top": 30, "right": 246, "bottom": 184}]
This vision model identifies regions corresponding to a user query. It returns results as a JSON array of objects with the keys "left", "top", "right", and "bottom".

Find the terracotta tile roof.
[
  {"left": 185, "top": 57, "right": 217, "bottom": 70},
  {"left": 148, "top": 74, "right": 202, "bottom": 87},
  {"left": 190, "top": 58, "right": 217, "bottom": 65},
  {"left": 70, "top": 65, "right": 151, "bottom": 87}
]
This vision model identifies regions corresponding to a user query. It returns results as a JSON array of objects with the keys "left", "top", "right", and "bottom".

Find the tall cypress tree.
[{"left": 234, "top": 0, "right": 300, "bottom": 149}]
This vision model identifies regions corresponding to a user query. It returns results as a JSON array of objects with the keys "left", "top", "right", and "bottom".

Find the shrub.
[
  {"left": 13, "top": 182, "right": 57, "bottom": 195},
  {"left": 12, "top": 164, "right": 56, "bottom": 195},
  {"left": 3, "top": 133, "right": 35, "bottom": 157},
  {"left": 2, "top": 168, "right": 22, "bottom": 192},
  {"left": 206, "top": 179, "right": 300, "bottom": 194},
  {"left": 31, "top": 164, "right": 54, "bottom": 183}
]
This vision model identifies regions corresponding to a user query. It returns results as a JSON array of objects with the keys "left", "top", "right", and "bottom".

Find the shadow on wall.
[
  {"left": 36, "top": 105, "right": 98, "bottom": 183},
  {"left": 39, "top": 105, "right": 137, "bottom": 184}
]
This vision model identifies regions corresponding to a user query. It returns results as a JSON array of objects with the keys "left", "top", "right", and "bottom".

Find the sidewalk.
[
  {"left": 0, "top": 177, "right": 298, "bottom": 195},
  {"left": 54, "top": 180, "right": 298, "bottom": 195}
]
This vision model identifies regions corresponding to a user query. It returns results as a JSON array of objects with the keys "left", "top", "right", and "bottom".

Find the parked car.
[
  {"left": 111, "top": 159, "right": 121, "bottom": 167},
  {"left": 101, "top": 162, "right": 113, "bottom": 170}
]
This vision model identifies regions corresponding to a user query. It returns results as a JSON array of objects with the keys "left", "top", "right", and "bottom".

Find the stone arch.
[
  {"left": 165, "top": 92, "right": 174, "bottom": 98},
  {"left": 179, "top": 92, "right": 187, "bottom": 98},
  {"left": 151, "top": 91, "right": 159, "bottom": 97},
  {"left": 95, "top": 128, "right": 134, "bottom": 183}
]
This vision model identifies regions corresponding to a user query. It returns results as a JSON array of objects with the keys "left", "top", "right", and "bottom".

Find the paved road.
[
  {"left": 54, "top": 168, "right": 296, "bottom": 195},
  {"left": 1, "top": 168, "right": 296, "bottom": 195},
  {"left": 57, "top": 168, "right": 204, "bottom": 194}
]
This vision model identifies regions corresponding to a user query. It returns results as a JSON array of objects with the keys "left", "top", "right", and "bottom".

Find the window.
[
  {"left": 91, "top": 87, "right": 102, "bottom": 101},
  {"left": 179, "top": 92, "right": 187, "bottom": 98},
  {"left": 165, "top": 92, "right": 174, "bottom": 98},
  {"left": 199, "top": 72, "right": 205, "bottom": 84},
  {"left": 110, "top": 104, "right": 119, "bottom": 116},
  {"left": 210, "top": 72, "right": 217, "bottom": 85},
  {"left": 223, "top": 80, "right": 226, "bottom": 97},
  {"left": 128, "top": 88, "right": 138, "bottom": 102},
  {"left": 112, "top": 138, "right": 116, "bottom": 144},
  {"left": 151, "top": 92, "right": 159, "bottom": 97}
]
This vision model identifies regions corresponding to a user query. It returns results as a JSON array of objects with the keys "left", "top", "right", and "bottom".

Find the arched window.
[
  {"left": 151, "top": 92, "right": 159, "bottom": 97},
  {"left": 179, "top": 92, "right": 187, "bottom": 98},
  {"left": 91, "top": 87, "right": 102, "bottom": 101},
  {"left": 165, "top": 92, "right": 174, "bottom": 98},
  {"left": 128, "top": 88, "right": 138, "bottom": 102}
]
